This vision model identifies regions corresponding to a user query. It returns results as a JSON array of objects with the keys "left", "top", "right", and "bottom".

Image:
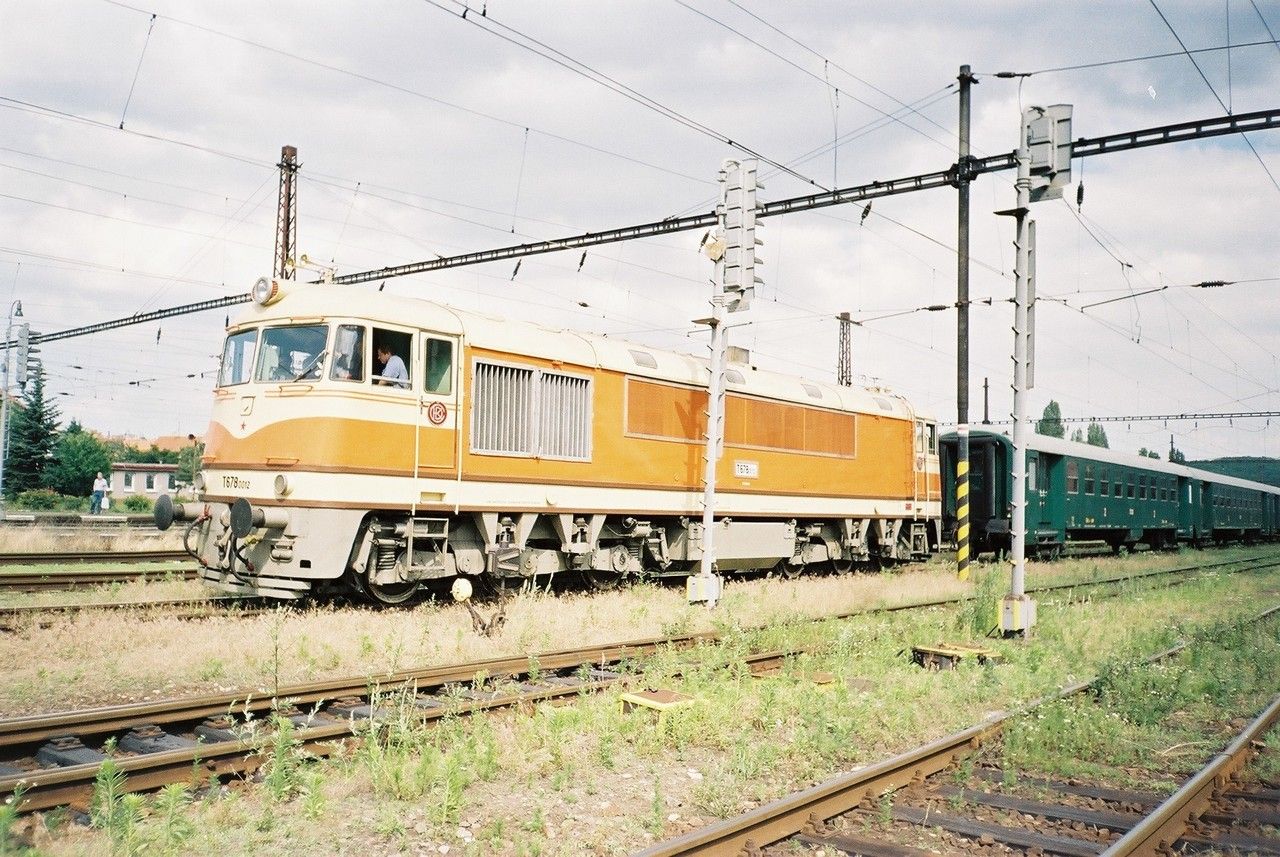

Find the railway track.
[
  {"left": 0, "top": 514, "right": 157, "bottom": 529},
  {"left": 0, "top": 549, "right": 196, "bottom": 592},
  {"left": 638, "top": 605, "right": 1280, "bottom": 857},
  {"left": 0, "top": 632, "right": 787, "bottom": 812},
  {"left": 784, "top": 698, "right": 1280, "bottom": 856},
  {"left": 0, "top": 545, "right": 1260, "bottom": 611},
  {"left": 0, "top": 596, "right": 269, "bottom": 629},
  {"left": 0, "top": 566, "right": 198, "bottom": 593},
  {"left": 1, "top": 551, "right": 1276, "bottom": 818},
  {"left": 0, "top": 549, "right": 189, "bottom": 566}
]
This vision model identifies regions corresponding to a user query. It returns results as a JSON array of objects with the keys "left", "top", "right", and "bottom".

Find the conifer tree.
[{"left": 5, "top": 368, "right": 61, "bottom": 498}]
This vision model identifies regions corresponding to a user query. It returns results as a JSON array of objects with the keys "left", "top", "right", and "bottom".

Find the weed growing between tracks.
[
  {"left": 7, "top": 551, "right": 1280, "bottom": 855},
  {"left": 1, "top": 547, "right": 1270, "bottom": 716},
  {"left": 1000, "top": 611, "right": 1280, "bottom": 790}
]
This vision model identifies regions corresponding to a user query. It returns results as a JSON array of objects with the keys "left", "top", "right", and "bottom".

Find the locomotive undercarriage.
[{"left": 162, "top": 497, "right": 939, "bottom": 604}]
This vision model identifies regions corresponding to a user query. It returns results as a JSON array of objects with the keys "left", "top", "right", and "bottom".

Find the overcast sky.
[{"left": 0, "top": 0, "right": 1277, "bottom": 460}]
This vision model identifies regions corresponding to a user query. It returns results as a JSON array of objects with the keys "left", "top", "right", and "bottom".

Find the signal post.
[
  {"left": 996, "top": 104, "right": 1071, "bottom": 637},
  {"left": 690, "top": 159, "right": 762, "bottom": 608}
]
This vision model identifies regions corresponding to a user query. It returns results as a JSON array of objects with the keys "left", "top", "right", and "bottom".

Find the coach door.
[{"left": 415, "top": 333, "right": 460, "bottom": 472}]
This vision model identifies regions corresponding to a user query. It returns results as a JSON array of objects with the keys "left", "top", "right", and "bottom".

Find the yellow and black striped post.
[
  {"left": 956, "top": 424, "right": 970, "bottom": 581},
  {"left": 954, "top": 65, "right": 974, "bottom": 582}
]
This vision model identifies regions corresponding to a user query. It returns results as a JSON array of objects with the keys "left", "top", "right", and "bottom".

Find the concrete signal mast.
[{"left": 690, "top": 158, "right": 763, "bottom": 608}]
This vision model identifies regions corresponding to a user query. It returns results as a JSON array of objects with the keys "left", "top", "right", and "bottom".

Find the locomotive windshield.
[
  {"left": 218, "top": 329, "right": 258, "bottom": 387},
  {"left": 256, "top": 324, "right": 329, "bottom": 382}
]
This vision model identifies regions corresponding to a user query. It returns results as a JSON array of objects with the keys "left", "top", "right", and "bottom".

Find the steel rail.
[
  {"left": 1099, "top": 692, "right": 1280, "bottom": 857},
  {"left": 636, "top": 605, "right": 1280, "bottom": 856},
  {"left": 1, "top": 552, "right": 1276, "bottom": 813},
  {"left": 0, "top": 552, "right": 1271, "bottom": 744},
  {"left": 0, "top": 596, "right": 264, "bottom": 625},
  {"left": 0, "top": 550, "right": 189, "bottom": 566},
  {"left": 0, "top": 568, "right": 198, "bottom": 592},
  {"left": 0, "top": 632, "right": 717, "bottom": 751},
  {"left": 0, "top": 642, "right": 783, "bottom": 812}
]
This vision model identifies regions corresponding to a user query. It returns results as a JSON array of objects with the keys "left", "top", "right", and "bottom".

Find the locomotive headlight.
[
  {"left": 273, "top": 474, "right": 292, "bottom": 497},
  {"left": 252, "top": 276, "right": 285, "bottom": 306}
]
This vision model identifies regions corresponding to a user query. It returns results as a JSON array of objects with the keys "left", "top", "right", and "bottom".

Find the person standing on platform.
[{"left": 90, "top": 472, "right": 108, "bottom": 514}]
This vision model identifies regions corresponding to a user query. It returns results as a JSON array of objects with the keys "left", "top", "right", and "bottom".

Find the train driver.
[{"left": 375, "top": 344, "right": 410, "bottom": 388}]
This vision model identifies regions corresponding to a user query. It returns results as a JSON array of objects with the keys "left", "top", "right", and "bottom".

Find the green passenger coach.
[{"left": 940, "top": 430, "right": 1280, "bottom": 558}]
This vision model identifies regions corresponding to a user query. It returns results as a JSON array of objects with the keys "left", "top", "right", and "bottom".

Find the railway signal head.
[
  {"left": 721, "top": 159, "right": 763, "bottom": 312},
  {"left": 1024, "top": 104, "right": 1073, "bottom": 203},
  {"left": 14, "top": 324, "right": 29, "bottom": 387}
]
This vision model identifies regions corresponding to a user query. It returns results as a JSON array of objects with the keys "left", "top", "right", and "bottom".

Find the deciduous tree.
[
  {"left": 1036, "top": 401, "right": 1065, "bottom": 438},
  {"left": 46, "top": 424, "right": 111, "bottom": 497},
  {"left": 1086, "top": 422, "right": 1109, "bottom": 448}
]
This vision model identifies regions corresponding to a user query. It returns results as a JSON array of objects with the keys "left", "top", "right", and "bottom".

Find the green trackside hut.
[{"left": 940, "top": 429, "right": 1280, "bottom": 558}]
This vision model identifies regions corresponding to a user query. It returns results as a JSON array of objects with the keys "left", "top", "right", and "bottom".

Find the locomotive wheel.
[
  {"left": 348, "top": 566, "right": 422, "bottom": 605},
  {"left": 583, "top": 568, "right": 623, "bottom": 591},
  {"left": 364, "top": 578, "right": 421, "bottom": 605},
  {"left": 779, "top": 560, "right": 803, "bottom": 579},
  {"left": 830, "top": 558, "right": 855, "bottom": 574}
]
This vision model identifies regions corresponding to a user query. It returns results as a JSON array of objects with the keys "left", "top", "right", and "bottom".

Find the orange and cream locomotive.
[{"left": 157, "top": 278, "right": 942, "bottom": 602}]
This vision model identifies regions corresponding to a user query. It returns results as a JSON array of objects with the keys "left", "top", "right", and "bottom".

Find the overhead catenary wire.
[
  {"left": 672, "top": 0, "right": 954, "bottom": 155},
  {"left": 96, "top": 0, "right": 711, "bottom": 186},
  {"left": 985, "top": 37, "right": 1280, "bottom": 76},
  {"left": 117, "top": 12, "right": 157, "bottom": 129},
  {"left": 1148, "top": 0, "right": 1280, "bottom": 193},
  {"left": 422, "top": 0, "right": 826, "bottom": 190},
  {"left": 721, "top": 0, "right": 960, "bottom": 147}
]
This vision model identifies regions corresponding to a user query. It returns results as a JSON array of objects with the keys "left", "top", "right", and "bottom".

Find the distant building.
[
  {"left": 151, "top": 434, "right": 200, "bottom": 454},
  {"left": 110, "top": 462, "right": 179, "bottom": 498}
]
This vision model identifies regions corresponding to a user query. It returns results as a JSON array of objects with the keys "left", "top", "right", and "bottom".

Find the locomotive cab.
[{"left": 160, "top": 288, "right": 466, "bottom": 601}]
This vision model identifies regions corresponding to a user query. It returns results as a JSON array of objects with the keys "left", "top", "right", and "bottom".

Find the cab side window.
[
  {"left": 331, "top": 325, "right": 366, "bottom": 382},
  {"left": 424, "top": 338, "right": 453, "bottom": 395},
  {"left": 372, "top": 328, "right": 413, "bottom": 389}
]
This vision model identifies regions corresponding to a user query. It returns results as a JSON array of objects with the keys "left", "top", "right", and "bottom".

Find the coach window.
[
  {"left": 330, "top": 325, "right": 366, "bottom": 382},
  {"left": 371, "top": 328, "right": 413, "bottom": 389},
  {"left": 1083, "top": 463, "right": 1095, "bottom": 494},
  {"left": 1100, "top": 468, "right": 1109, "bottom": 497},
  {"left": 1066, "top": 461, "right": 1079, "bottom": 494},
  {"left": 423, "top": 338, "right": 453, "bottom": 395},
  {"left": 1114, "top": 472, "right": 1123, "bottom": 496},
  {"left": 1127, "top": 475, "right": 1136, "bottom": 499},
  {"left": 1139, "top": 475, "right": 1147, "bottom": 500}
]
